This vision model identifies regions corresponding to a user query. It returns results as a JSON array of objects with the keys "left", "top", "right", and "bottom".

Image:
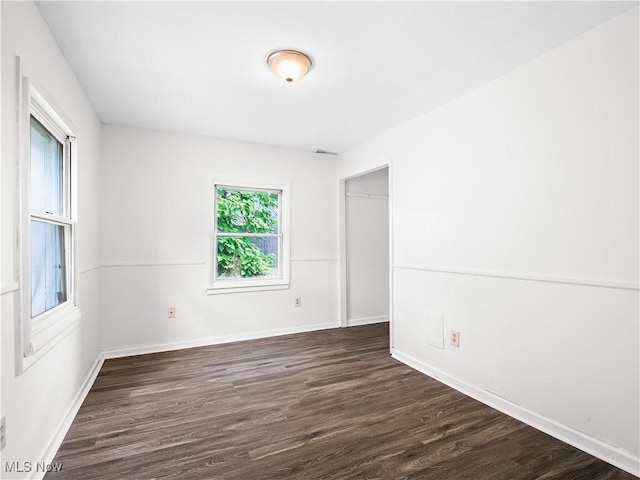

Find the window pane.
[
  {"left": 216, "top": 236, "right": 279, "bottom": 280},
  {"left": 31, "top": 220, "right": 67, "bottom": 318},
  {"left": 216, "top": 188, "right": 279, "bottom": 234},
  {"left": 31, "top": 116, "right": 64, "bottom": 216}
]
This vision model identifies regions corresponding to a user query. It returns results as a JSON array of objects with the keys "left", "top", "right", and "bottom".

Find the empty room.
[{"left": 1, "top": 1, "right": 638, "bottom": 479}]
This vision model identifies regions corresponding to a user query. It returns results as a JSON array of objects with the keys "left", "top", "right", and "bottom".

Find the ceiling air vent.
[{"left": 313, "top": 149, "right": 338, "bottom": 155}]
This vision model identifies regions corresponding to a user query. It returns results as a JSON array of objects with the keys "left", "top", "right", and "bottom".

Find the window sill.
[
  {"left": 22, "top": 305, "right": 81, "bottom": 373},
  {"left": 206, "top": 283, "right": 290, "bottom": 295}
]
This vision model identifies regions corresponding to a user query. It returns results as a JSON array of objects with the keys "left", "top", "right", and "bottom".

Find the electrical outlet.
[
  {"left": 168, "top": 306, "right": 176, "bottom": 318},
  {"left": 1, "top": 416, "right": 6, "bottom": 450},
  {"left": 450, "top": 330, "right": 460, "bottom": 348},
  {"left": 294, "top": 297, "right": 302, "bottom": 308}
]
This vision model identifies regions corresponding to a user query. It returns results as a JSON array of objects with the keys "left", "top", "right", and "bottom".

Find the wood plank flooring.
[{"left": 46, "top": 323, "right": 635, "bottom": 479}]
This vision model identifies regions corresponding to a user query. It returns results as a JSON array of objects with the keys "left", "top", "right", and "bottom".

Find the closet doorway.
[{"left": 342, "top": 167, "right": 390, "bottom": 329}]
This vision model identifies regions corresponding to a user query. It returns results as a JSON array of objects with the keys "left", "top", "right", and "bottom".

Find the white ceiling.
[{"left": 37, "top": 1, "right": 636, "bottom": 153}]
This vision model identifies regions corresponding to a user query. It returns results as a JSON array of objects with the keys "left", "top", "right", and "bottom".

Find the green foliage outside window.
[{"left": 216, "top": 188, "right": 279, "bottom": 278}]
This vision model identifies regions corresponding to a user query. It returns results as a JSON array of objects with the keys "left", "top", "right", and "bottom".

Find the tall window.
[
  {"left": 19, "top": 85, "right": 79, "bottom": 368},
  {"left": 30, "top": 116, "right": 69, "bottom": 316},
  {"left": 208, "top": 181, "right": 290, "bottom": 293}
]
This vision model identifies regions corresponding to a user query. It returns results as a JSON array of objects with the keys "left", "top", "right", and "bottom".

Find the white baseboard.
[
  {"left": 392, "top": 348, "right": 640, "bottom": 477},
  {"left": 346, "top": 315, "right": 389, "bottom": 327},
  {"left": 32, "top": 352, "right": 105, "bottom": 480},
  {"left": 104, "top": 321, "right": 339, "bottom": 359}
]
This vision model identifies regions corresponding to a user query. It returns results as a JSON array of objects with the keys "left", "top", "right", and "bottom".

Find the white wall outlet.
[
  {"left": 450, "top": 330, "right": 460, "bottom": 348},
  {"left": 1, "top": 416, "right": 6, "bottom": 450},
  {"left": 168, "top": 306, "right": 176, "bottom": 318},
  {"left": 294, "top": 297, "right": 302, "bottom": 308}
]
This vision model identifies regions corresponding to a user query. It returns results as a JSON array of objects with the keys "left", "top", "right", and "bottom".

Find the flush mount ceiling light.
[{"left": 267, "top": 50, "right": 312, "bottom": 84}]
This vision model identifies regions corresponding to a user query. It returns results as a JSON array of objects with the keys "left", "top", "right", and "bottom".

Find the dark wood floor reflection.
[{"left": 47, "top": 323, "right": 635, "bottom": 480}]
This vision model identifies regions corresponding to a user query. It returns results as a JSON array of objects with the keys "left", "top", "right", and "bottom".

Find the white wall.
[
  {"left": 100, "top": 125, "right": 339, "bottom": 354},
  {"left": 339, "top": 8, "right": 639, "bottom": 475},
  {"left": 345, "top": 169, "right": 389, "bottom": 325},
  {"left": 1, "top": 2, "right": 103, "bottom": 478}
]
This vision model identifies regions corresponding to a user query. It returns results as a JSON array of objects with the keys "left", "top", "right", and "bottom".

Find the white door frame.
[{"left": 338, "top": 162, "right": 393, "bottom": 351}]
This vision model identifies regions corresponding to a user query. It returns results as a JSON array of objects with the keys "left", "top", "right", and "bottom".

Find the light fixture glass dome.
[{"left": 267, "top": 50, "right": 312, "bottom": 84}]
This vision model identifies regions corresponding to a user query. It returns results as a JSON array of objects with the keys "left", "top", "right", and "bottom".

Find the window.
[
  {"left": 208, "top": 181, "right": 290, "bottom": 293},
  {"left": 19, "top": 84, "right": 79, "bottom": 369},
  {"left": 30, "top": 117, "right": 69, "bottom": 316}
]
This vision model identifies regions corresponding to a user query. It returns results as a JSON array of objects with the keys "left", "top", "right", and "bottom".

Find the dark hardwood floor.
[{"left": 47, "top": 323, "right": 635, "bottom": 480}]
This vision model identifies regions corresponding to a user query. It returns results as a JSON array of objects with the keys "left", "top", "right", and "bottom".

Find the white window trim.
[
  {"left": 206, "top": 178, "right": 291, "bottom": 295},
  {"left": 17, "top": 75, "right": 80, "bottom": 374}
]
